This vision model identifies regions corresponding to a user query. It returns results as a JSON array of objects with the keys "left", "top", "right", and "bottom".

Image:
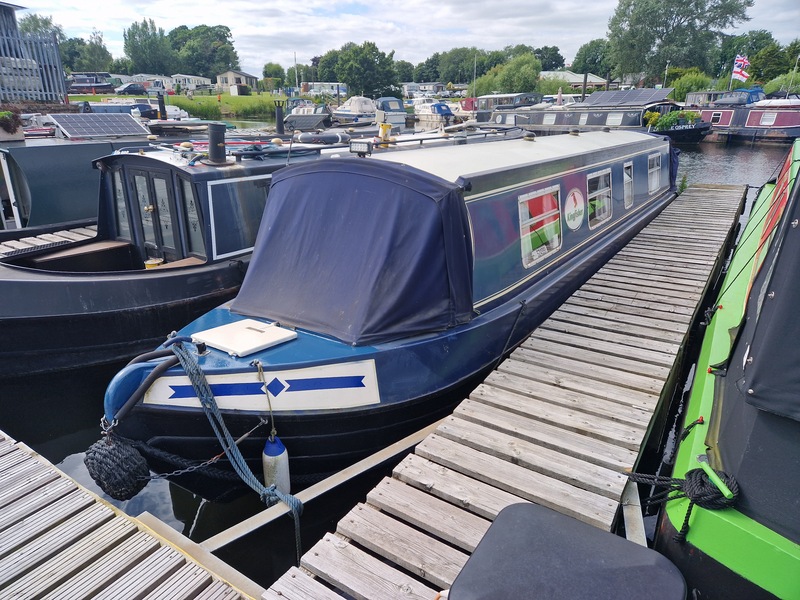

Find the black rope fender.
[{"left": 627, "top": 468, "right": 739, "bottom": 543}]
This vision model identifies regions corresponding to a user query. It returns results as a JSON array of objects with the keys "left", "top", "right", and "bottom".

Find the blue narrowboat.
[{"left": 91, "top": 129, "right": 678, "bottom": 498}]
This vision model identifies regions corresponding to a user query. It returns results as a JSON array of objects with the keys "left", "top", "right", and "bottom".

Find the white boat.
[
  {"left": 332, "top": 96, "right": 377, "bottom": 124},
  {"left": 415, "top": 100, "right": 456, "bottom": 128}
]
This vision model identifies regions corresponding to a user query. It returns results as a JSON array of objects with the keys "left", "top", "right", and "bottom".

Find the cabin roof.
[{"left": 370, "top": 130, "right": 665, "bottom": 185}]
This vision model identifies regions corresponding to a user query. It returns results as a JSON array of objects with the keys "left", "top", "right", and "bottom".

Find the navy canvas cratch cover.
[{"left": 230, "top": 158, "right": 474, "bottom": 344}]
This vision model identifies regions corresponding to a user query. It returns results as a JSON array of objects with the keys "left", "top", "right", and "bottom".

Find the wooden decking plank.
[
  {"left": 393, "top": 453, "right": 528, "bottom": 521},
  {"left": 366, "top": 478, "right": 491, "bottom": 552},
  {"left": 0, "top": 477, "right": 77, "bottom": 531},
  {"left": 0, "top": 503, "right": 113, "bottom": 581},
  {"left": 0, "top": 462, "right": 58, "bottom": 510},
  {"left": 481, "top": 368, "right": 653, "bottom": 426},
  {"left": 0, "top": 518, "right": 138, "bottom": 598},
  {"left": 470, "top": 383, "right": 644, "bottom": 450},
  {"left": 41, "top": 531, "right": 161, "bottom": 599},
  {"left": 266, "top": 567, "right": 343, "bottom": 600},
  {"left": 435, "top": 416, "right": 628, "bottom": 499},
  {"left": 301, "top": 532, "right": 438, "bottom": 600},
  {"left": 616, "top": 247, "right": 716, "bottom": 267},
  {"left": 576, "top": 278, "right": 703, "bottom": 307},
  {"left": 50, "top": 229, "right": 93, "bottom": 241},
  {"left": 69, "top": 226, "right": 98, "bottom": 237},
  {"left": 521, "top": 336, "right": 672, "bottom": 380},
  {"left": 492, "top": 360, "right": 659, "bottom": 413},
  {"left": 454, "top": 399, "right": 637, "bottom": 471},
  {"left": 0, "top": 447, "right": 29, "bottom": 473},
  {"left": 337, "top": 503, "right": 468, "bottom": 589},
  {"left": 511, "top": 346, "right": 666, "bottom": 395},
  {"left": 91, "top": 545, "right": 186, "bottom": 599},
  {"left": 571, "top": 288, "right": 698, "bottom": 319},
  {"left": 548, "top": 307, "right": 687, "bottom": 342},
  {"left": 415, "top": 434, "right": 618, "bottom": 529},
  {"left": 530, "top": 327, "right": 677, "bottom": 368},
  {"left": 553, "top": 303, "right": 690, "bottom": 337},
  {"left": 140, "top": 562, "right": 213, "bottom": 599},
  {"left": 0, "top": 489, "right": 97, "bottom": 557},
  {"left": 539, "top": 318, "right": 680, "bottom": 355},
  {"left": 586, "top": 271, "right": 706, "bottom": 299}
]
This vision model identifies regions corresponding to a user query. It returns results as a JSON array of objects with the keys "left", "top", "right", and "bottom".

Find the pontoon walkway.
[{"left": 262, "top": 184, "right": 748, "bottom": 599}]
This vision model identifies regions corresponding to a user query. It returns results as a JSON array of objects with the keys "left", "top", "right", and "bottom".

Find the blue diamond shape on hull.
[{"left": 267, "top": 378, "right": 286, "bottom": 397}]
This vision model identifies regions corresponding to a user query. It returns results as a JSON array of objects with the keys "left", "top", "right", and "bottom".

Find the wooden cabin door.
[{"left": 129, "top": 169, "right": 180, "bottom": 264}]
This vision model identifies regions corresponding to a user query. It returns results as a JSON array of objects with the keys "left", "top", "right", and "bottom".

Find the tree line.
[{"left": 18, "top": 0, "right": 800, "bottom": 99}]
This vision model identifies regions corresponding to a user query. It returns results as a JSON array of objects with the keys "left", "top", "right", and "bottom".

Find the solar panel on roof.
[
  {"left": 48, "top": 113, "right": 151, "bottom": 138},
  {"left": 575, "top": 88, "right": 674, "bottom": 108}
]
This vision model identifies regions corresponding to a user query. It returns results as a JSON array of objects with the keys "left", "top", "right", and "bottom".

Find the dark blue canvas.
[{"left": 230, "top": 158, "right": 474, "bottom": 344}]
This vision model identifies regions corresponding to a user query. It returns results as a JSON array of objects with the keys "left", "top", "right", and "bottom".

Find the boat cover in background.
[{"left": 230, "top": 158, "right": 474, "bottom": 344}]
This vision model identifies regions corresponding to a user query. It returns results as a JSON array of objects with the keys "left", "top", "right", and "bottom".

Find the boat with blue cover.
[
  {"left": 89, "top": 129, "right": 679, "bottom": 499},
  {"left": 649, "top": 140, "right": 800, "bottom": 598}
]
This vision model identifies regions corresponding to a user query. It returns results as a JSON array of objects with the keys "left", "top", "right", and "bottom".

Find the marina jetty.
[{"left": 1, "top": 182, "right": 747, "bottom": 596}]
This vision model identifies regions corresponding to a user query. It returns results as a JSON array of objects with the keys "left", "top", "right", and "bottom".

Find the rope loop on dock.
[
  {"left": 627, "top": 468, "right": 739, "bottom": 543},
  {"left": 170, "top": 341, "right": 304, "bottom": 564}
]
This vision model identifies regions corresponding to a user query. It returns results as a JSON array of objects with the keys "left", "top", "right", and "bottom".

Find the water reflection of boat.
[
  {"left": 651, "top": 140, "right": 800, "bottom": 598},
  {"left": 92, "top": 130, "right": 678, "bottom": 501}
]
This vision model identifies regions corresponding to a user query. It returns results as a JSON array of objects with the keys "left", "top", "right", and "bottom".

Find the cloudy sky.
[{"left": 16, "top": 0, "right": 800, "bottom": 77}]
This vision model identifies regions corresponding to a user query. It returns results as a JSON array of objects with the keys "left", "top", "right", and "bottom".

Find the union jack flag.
[{"left": 732, "top": 54, "right": 750, "bottom": 82}]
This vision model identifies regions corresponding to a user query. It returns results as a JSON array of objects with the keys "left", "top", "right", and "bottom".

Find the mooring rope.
[
  {"left": 170, "top": 341, "right": 304, "bottom": 564},
  {"left": 627, "top": 468, "right": 739, "bottom": 543}
]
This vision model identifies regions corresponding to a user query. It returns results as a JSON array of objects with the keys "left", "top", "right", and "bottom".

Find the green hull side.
[{"left": 664, "top": 141, "right": 800, "bottom": 599}]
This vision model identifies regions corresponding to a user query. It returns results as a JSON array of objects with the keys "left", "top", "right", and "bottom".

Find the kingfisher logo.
[{"left": 565, "top": 188, "right": 585, "bottom": 230}]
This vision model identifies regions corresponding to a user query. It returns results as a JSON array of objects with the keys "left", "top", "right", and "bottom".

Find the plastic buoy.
[{"left": 262, "top": 436, "right": 290, "bottom": 494}]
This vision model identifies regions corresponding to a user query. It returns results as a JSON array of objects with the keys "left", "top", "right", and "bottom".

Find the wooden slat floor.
[
  {"left": 0, "top": 432, "right": 263, "bottom": 599},
  {"left": 0, "top": 225, "right": 97, "bottom": 258},
  {"left": 264, "top": 184, "right": 748, "bottom": 599}
]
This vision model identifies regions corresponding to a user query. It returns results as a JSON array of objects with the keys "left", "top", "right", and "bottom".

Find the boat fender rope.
[
  {"left": 84, "top": 434, "right": 150, "bottom": 500},
  {"left": 170, "top": 341, "right": 304, "bottom": 564},
  {"left": 626, "top": 469, "right": 739, "bottom": 543}
]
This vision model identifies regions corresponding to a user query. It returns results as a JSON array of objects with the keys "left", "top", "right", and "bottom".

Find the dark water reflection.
[{"left": 0, "top": 140, "right": 792, "bottom": 589}]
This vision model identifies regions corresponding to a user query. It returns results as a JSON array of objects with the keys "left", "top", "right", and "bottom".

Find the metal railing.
[{"left": 0, "top": 32, "right": 67, "bottom": 104}]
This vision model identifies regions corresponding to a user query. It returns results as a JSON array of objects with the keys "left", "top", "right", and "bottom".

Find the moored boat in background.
[{"left": 89, "top": 129, "right": 678, "bottom": 500}]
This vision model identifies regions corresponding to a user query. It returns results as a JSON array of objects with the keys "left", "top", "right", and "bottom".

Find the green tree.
[
  {"left": 572, "top": 39, "right": 612, "bottom": 77},
  {"left": 608, "top": 0, "right": 753, "bottom": 81},
  {"left": 261, "top": 63, "right": 286, "bottom": 90},
  {"left": 503, "top": 44, "right": 535, "bottom": 59},
  {"left": 124, "top": 19, "right": 177, "bottom": 75},
  {"left": 395, "top": 60, "right": 414, "bottom": 82},
  {"left": 495, "top": 53, "right": 542, "bottom": 92},
  {"left": 336, "top": 41, "right": 398, "bottom": 97},
  {"left": 537, "top": 76, "right": 572, "bottom": 95},
  {"left": 438, "top": 47, "right": 481, "bottom": 84},
  {"left": 18, "top": 14, "right": 65, "bottom": 41},
  {"left": 318, "top": 47, "right": 347, "bottom": 82},
  {"left": 172, "top": 25, "right": 238, "bottom": 80},
  {"left": 751, "top": 43, "right": 789, "bottom": 81},
  {"left": 286, "top": 64, "right": 310, "bottom": 88},
  {"left": 414, "top": 53, "right": 440, "bottom": 82},
  {"left": 716, "top": 30, "right": 777, "bottom": 76},
  {"left": 75, "top": 29, "right": 112, "bottom": 72},
  {"left": 534, "top": 46, "right": 565, "bottom": 71},
  {"left": 670, "top": 69, "right": 712, "bottom": 101},
  {"left": 109, "top": 57, "right": 134, "bottom": 75},
  {"left": 59, "top": 38, "right": 86, "bottom": 72}
]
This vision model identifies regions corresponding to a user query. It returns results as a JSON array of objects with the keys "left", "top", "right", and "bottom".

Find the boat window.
[
  {"left": 542, "top": 112, "right": 557, "bottom": 125},
  {"left": 579, "top": 113, "right": 589, "bottom": 125},
  {"left": 208, "top": 175, "right": 271, "bottom": 259},
  {"left": 153, "top": 177, "right": 176, "bottom": 251},
  {"left": 518, "top": 184, "right": 562, "bottom": 268},
  {"left": 648, "top": 154, "right": 661, "bottom": 194},
  {"left": 112, "top": 170, "right": 131, "bottom": 240},
  {"left": 132, "top": 173, "right": 157, "bottom": 247},
  {"left": 760, "top": 112, "right": 777, "bottom": 126},
  {"left": 179, "top": 177, "right": 205, "bottom": 256},
  {"left": 710, "top": 111, "right": 723, "bottom": 124},
  {"left": 606, "top": 112, "right": 624, "bottom": 126},
  {"left": 587, "top": 169, "right": 612, "bottom": 229},
  {"left": 623, "top": 162, "right": 634, "bottom": 209}
]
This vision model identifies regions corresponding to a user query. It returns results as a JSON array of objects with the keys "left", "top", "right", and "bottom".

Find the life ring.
[{"left": 296, "top": 131, "right": 351, "bottom": 145}]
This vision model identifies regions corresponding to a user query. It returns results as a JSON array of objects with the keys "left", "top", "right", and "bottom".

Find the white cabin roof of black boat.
[{"left": 370, "top": 129, "right": 665, "bottom": 184}]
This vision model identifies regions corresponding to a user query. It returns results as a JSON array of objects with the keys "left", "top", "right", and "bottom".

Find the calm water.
[{"left": 0, "top": 141, "right": 791, "bottom": 588}]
